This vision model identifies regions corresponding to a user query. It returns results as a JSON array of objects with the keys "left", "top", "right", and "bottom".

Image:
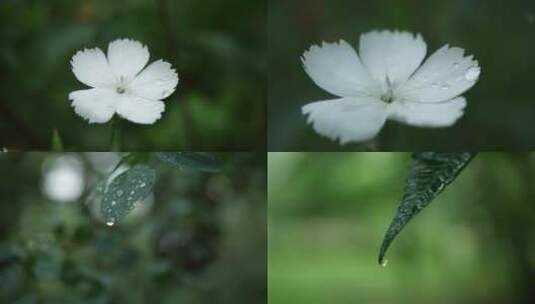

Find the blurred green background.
[
  {"left": 0, "top": 0, "right": 265, "bottom": 150},
  {"left": 269, "top": 153, "right": 535, "bottom": 304},
  {"left": 269, "top": 0, "right": 535, "bottom": 150},
  {"left": 0, "top": 152, "right": 266, "bottom": 304}
]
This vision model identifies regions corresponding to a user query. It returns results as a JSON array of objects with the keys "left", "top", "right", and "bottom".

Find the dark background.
[
  {"left": 269, "top": 0, "right": 535, "bottom": 151},
  {"left": 0, "top": 0, "right": 266, "bottom": 150},
  {"left": 0, "top": 152, "right": 266, "bottom": 304},
  {"left": 268, "top": 153, "right": 535, "bottom": 304}
]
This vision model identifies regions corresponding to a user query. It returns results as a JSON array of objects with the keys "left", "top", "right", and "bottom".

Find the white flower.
[
  {"left": 69, "top": 38, "right": 179, "bottom": 124},
  {"left": 301, "top": 30, "right": 481, "bottom": 144}
]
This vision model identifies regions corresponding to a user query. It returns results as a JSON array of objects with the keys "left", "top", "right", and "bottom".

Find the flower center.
[
  {"left": 380, "top": 87, "right": 394, "bottom": 103},
  {"left": 116, "top": 76, "right": 127, "bottom": 94},
  {"left": 380, "top": 76, "right": 394, "bottom": 103}
]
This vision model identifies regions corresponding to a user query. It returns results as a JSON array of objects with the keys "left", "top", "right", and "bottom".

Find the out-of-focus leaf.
[
  {"left": 156, "top": 152, "right": 222, "bottom": 172},
  {"left": 378, "top": 152, "right": 476, "bottom": 265},
  {"left": 0, "top": 263, "right": 24, "bottom": 298},
  {"left": 12, "top": 293, "right": 38, "bottom": 304},
  {"left": 0, "top": 244, "right": 23, "bottom": 263},
  {"left": 100, "top": 164, "right": 156, "bottom": 225},
  {"left": 33, "top": 253, "right": 62, "bottom": 280}
]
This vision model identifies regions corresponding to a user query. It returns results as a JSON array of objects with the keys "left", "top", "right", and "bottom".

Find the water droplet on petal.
[
  {"left": 380, "top": 259, "right": 388, "bottom": 268},
  {"left": 465, "top": 67, "right": 480, "bottom": 81}
]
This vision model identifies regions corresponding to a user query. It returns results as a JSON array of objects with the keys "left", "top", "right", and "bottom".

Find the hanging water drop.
[
  {"left": 465, "top": 67, "right": 480, "bottom": 81},
  {"left": 380, "top": 259, "right": 388, "bottom": 268}
]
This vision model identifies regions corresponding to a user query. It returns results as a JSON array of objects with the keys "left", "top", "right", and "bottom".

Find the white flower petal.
[
  {"left": 359, "top": 30, "right": 427, "bottom": 88},
  {"left": 398, "top": 45, "right": 480, "bottom": 103},
  {"left": 130, "top": 60, "right": 179, "bottom": 100},
  {"left": 68, "top": 88, "right": 117, "bottom": 124},
  {"left": 107, "top": 38, "right": 149, "bottom": 82},
  {"left": 302, "top": 97, "right": 388, "bottom": 144},
  {"left": 116, "top": 95, "right": 165, "bottom": 125},
  {"left": 302, "top": 40, "right": 378, "bottom": 98},
  {"left": 70, "top": 48, "right": 117, "bottom": 88},
  {"left": 388, "top": 97, "right": 467, "bottom": 127}
]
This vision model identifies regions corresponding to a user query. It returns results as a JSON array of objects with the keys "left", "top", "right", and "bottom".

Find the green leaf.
[
  {"left": 100, "top": 164, "right": 156, "bottom": 225},
  {"left": 378, "top": 152, "right": 477, "bottom": 266},
  {"left": 156, "top": 152, "right": 222, "bottom": 172},
  {"left": 50, "top": 128, "right": 63, "bottom": 151}
]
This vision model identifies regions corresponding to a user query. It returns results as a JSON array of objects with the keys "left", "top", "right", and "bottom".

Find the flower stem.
[{"left": 110, "top": 118, "right": 122, "bottom": 151}]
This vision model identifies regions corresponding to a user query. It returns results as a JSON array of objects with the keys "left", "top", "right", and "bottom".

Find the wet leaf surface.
[
  {"left": 156, "top": 152, "right": 221, "bottom": 172},
  {"left": 378, "top": 152, "right": 477, "bottom": 265},
  {"left": 100, "top": 164, "right": 156, "bottom": 225}
]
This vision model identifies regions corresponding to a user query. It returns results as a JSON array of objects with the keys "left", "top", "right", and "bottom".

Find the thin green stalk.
[{"left": 110, "top": 118, "right": 122, "bottom": 151}]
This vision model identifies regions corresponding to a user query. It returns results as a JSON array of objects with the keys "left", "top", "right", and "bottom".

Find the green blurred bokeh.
[
  {"left": 0, "top": 152, "right": 266, "bottom": 304},
  {"left": 268, "top": 153, "right": 535, "bottom": 304},
  {"left": 0, "top": 0, "right": 266, "bottom": 150},
  {"left": 269, "top": 0, "right": 535, "bottom": 150}
]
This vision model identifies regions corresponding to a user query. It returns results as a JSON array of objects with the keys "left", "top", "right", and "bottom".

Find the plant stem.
[{"left": 110, "top": 117, "right": 122, "bottom": 151}]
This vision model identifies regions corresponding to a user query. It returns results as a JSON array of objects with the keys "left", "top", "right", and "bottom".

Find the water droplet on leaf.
[{"left": 380, "top": 259, "right": 388, "bottom": 268}]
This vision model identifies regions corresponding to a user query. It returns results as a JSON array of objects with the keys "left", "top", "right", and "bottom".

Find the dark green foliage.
[
  {"left": 378, "top": 152, "right": 476, "bottom": 265},
  {"left": 0, "top": 0, "right": 266, "bottom": 150},
  {"left": 156, "top": 152, "right": 222, "bottom": 172},
  {"left": 100, "top": 164, "right": 156, "bottom": 225},
  {"left": 269, "top": 0, "right": 535, "bottom": 150},
  {"left": 0, "top": 152, "right": 266, "bottom": 303}
]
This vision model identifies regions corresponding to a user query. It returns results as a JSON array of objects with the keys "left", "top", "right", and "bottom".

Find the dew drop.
[
  {"left": 380, "top": 259, "right": 388, "bottom": 268},
  {"left": 117, "top": 190, "right": 123, "bottom": 197},
  {"left": 111, "top": 200, "right": 116, "bottom": 206},
  {"left": 106, "top": 219, "right": 115, "bottom": 226},
  {"left": 465, "top": 67, "right": 480, "bottom": 81},
  {"left": 139, "top": 182, "right": 146, "bottom": 187}
]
